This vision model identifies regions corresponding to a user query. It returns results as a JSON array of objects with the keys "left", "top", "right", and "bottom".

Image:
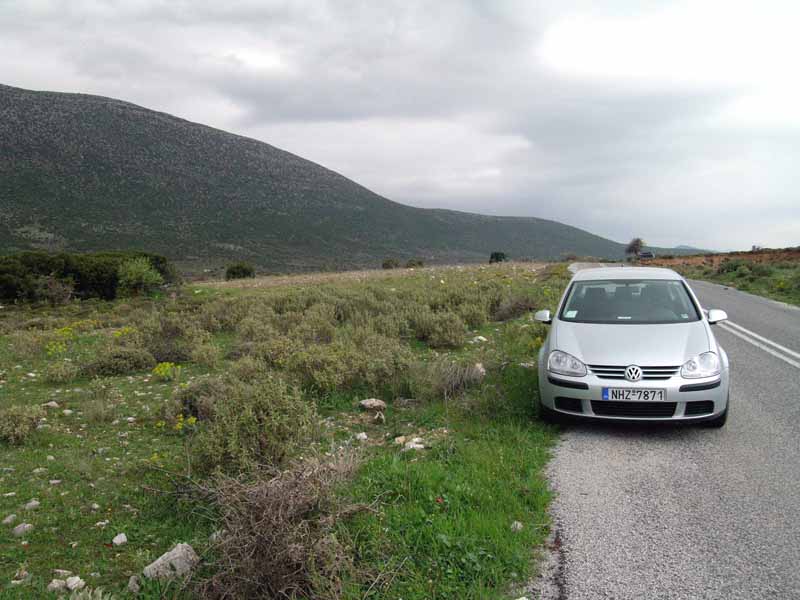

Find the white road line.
[
  {"left": 718, "top": 322, "right": 800, "bottom": 370},
  {"left": 722, "top": 320, "right": 800, "bottom": 361}
]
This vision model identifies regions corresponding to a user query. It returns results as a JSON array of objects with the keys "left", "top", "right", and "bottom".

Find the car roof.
[{"left": 571, "top": 266, "right": 682, "bottom": 281}]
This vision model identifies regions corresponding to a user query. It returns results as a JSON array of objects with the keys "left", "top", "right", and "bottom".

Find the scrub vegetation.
[
  {"left": 653, "top": 247, "right": 800, "bottom": 306},
  {"left": 0, "top": 261, "right": 570, "bottom": 598}
]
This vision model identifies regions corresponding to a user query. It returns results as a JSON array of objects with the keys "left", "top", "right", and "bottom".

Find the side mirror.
[
  {"left": 707, "top": 309, "right": 728, "bottom": 324},
  {"left": 534, "top": 309, "right": 552, "bottom": 324}
]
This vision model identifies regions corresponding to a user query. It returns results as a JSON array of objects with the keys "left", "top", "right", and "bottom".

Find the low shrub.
[
  {"left": 137, "top": 312, "right": 211, "bottom": 363},
  {"left": 8, "top": 330, "right": 47, "bottom": 358},
  {"left": 457, "top": 301, "right": 488, "bottom": 329},
  {"left": 382, "top": 258, "right": 400, "bottom": 269},
  {"left": 43, "top": 360, "right": 80, "bottom": 384},
  {"left": 405, "top": 258, "right": 424, "bottom": 268},
  {"left": 225, "top": 262, "right": 256, "bottom": 280},
  {"left": 190, "top": 343, "right": 222, "bottom": 368},
  {"left": 491, "top": 293, "right": 537, "bottom": 321},
  {"left": 173, "top": 376, "right": 229, "bottom": 421},
  {"left": 152, "top": 362, "right": 182, "bottom": 382},
  {"left": 117, "top": 257, "right": 164, "bottom": 297},
  {"left": 197, "top": 452, "right": 360, "bottom": 599},
  {"left": 410, "top": 357, "right": 486, "bottom": 401},
  {"left": 230, "top": 356, "right": 268, "bottom": 381},
  {"left": 489, "top": 251, "right": 507, "bottom": 263},
  {"left": 192, "top": 374, "right": 316, "bottom": 473},
  {"left": 428, "top": 311, "right": 467, "bottom": 348},
  {"left": 81, "top": 347, "right": 156, "bottom": 377},
  {"left": 0, "top": 405, "right": 44, "bottom": 445}
]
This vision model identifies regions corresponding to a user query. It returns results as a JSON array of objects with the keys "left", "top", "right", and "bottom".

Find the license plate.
[{"left": 602, "top": 388, "right": 665, "bottom": 401}]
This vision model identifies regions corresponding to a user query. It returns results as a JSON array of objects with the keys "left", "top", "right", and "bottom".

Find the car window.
[{"left": 559, "top": 279, "right": 701, "bottom": 324}]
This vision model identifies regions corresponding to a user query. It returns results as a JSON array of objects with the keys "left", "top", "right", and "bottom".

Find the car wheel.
[
  {"left": 702, "top": 400, "right": 729, "bottom": 428},
  {"left": 538, "top": 401, "right": 563, "bottom": 425}
]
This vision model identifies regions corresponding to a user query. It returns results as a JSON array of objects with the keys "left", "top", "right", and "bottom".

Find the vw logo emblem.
[{"left": 624, "top": 365, "right": 642, "bottom": 382}]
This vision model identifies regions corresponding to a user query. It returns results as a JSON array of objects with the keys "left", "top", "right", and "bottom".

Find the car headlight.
[
  {"left": 547, "top": 350, "right": 587, "bottom": 377},
  {"left": 680, "top": 352, "right": 721, "bottom": 379}
]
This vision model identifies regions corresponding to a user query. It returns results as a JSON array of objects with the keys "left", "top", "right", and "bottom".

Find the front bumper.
[{"left": 538, "top": 369, "right": 729, "bottom": 422}]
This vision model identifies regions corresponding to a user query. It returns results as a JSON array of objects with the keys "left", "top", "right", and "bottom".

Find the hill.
[{"left": 0, "top": 83, "right": 684, "bottom": 271}]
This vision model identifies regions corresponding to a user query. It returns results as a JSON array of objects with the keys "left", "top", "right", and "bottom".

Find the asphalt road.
[{"left": 529, "top": 274, "right": 800, "bottom": 599}]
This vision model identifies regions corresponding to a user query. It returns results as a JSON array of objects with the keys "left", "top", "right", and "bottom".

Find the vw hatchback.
[{"left": 536, "top": 267, "right": 729, "bottom": 426}]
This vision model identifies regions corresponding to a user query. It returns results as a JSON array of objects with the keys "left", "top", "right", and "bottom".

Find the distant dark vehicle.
[{"left": 638, "top": 251, "right": 655, "bottom": 260}]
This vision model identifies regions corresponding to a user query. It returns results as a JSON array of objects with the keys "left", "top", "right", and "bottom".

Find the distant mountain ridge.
[{"left": 0, "top": 83, "right": 692, "bottom": 271}]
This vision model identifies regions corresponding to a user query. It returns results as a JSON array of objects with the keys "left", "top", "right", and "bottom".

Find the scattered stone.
[
  {"left": 474, "top": 362, "right": 487, "bottom": 379},
  {"left": 49, "top": 479, "right": 62, "bottom": 486},
  {"left": 511, "top": 520, "right": 524, "bottom": 532},
  {"left": 66, "top": 575, "right": 85, "bottom": 591},
  {"left": 43, "top": 401, "right": 60, "bottom": 409},
  {"left": 393, "top": 436, "right": 407, "bottom": 445},
  {"left": 32, "top": 467, "right": 46, "bottom": 474},
  {"left": 3, "top": 492, "right": 16, "bottom": 497},
  {"left": 24, "top": 499, "right": 40, "bottom": 511},
  {"left": 126, "top": 417, "right": 136, "bottom": 423},
  {"left": 12, "top": 522, "right": 33, "bottom": 537},
  {"left": 355, "top": 432, "right": 368, "bottom": 441},
  {"left": 91, "top": 503, "right": 101, "bottom": 511},
  {"left": 403, "top": 437, "right": 426, "bottom": 451},
  {"left": 47, "top": 455, "right": 55, "bottom": 461},
  {"left": 95, "top": 520, "right": 109, "bottom": 528},
  {"left": 113, "top": 532, "right": 128, "bottom": 546},
  {"left": 62, "top": 409, "right": 74, "bottom": 416},
  {"left": 53, "top": 569, "right": 72, "bottom": 578},
  {"left": 142, "top": 543, "right": 200, "bottom": 580},
  {"left": 3, "top": 514, "right": 16, "bottom": 525},
  {"left": 470, "top": 335, "right": 488, "bottom": 343},
  {"left": 128, "top": 575, "right": 141, "bottom": 594},
  {"left": 359, "top": 398, "right": 386, "bottom": 412},
  {"left": 47, "top": 579, "right": 66, "bottom": 592}
]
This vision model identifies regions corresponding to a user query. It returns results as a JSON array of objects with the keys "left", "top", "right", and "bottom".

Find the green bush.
[
  {"left": 0, "top": 251, "right": 174, "bottom": 302},
  {"left": 117, "top": 257, "right": 164, "bottom": 296},
  {"left": 0, "top": 405, "right": 44, "bottom": 445},
  {"left": 81, "top": 347, "right": 156, "bottom": 377},
  {"left": 192, "top": 375, "right": 316, "bottom": 473},
  {"left": 382, "top": 258, "right": 400, "bottom": 269},
  {"left": 44, "top": 360, "right": 80, "bottom": 384},
  {"left": 489, "top": 252, "right": 507, "bottom": 264},
  {"left": 225, "top": 262, "right": 256, "bottom": 280},
  {"left": 136, "top": 312, "right": 211, "bottom": 363},
  {"left": 735, "top": 265, "right": 751, "bottom": 278},
  {"left": 405, "top": 258, "right": 424, "bottom": 268},
  {"left": 173, "top": 376, "right": 229, "bottom": 421},
  {"left": 428, "top": 311, "right": 467, "bottom": 348}
]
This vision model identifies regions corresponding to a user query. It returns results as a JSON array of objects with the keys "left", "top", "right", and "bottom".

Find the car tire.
[
  {"left": 702, "top": 400, "right": 729, "bottom": 429},
  {"left": 538, "top": 401, "right": 563, "bottom": 425}
]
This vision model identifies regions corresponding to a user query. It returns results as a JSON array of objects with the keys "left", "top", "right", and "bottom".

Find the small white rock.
[
  {"left": 32, "top": 467, "right": 46, "bottom": 474},
  {"left": 91, "top": 503, "right": 101, "bottom": 511},
  {"left": 53, "top": 569, "right": 72, "bottom": 578},
  {"left": 142, "top": 543, "right": 199, "bottom": 579},
  {"left": 43, "top": 401, "right": 60, "bottom": 408},
  {"left": 403, "top": 437, "right": 426, "bottom": 451},
  {"left": 62, "top": 409, "right": 74, "bottom": 416},
  {"left": 359, "top": 398, "right": 387, "bottom": 412},
  {"left": 2, "top": 514, "right": 17, "bottom": 525},
  {"left": 66, "top": 575, "right": 85, "bottom": 591},
  {"left": 47, "top": 455, "right": 55, "bottom": 461},
  {"left": 12, "top": 522, "right": 33, "bottom": 537},
  {"left": 128, "top": 575, "right": 141, "bottom": 593},
  {"left": 113, "top": 532, "right": 128, "bottom": 546},
  {"left": 49, "top": 479, "right": 62, "bottom": 486},
  {"left": 24, "top": 499, "right": 40, "bottom": 511},
  {"left": 355, "top": 432, "right": 368, "bottom": 441},
  {"left": 47, "top": 579, "right": 66, "bottom": 592},
  {"left": 511, "top": 520, "right": 524, "bottom": 532},
  {"left": 95, "top": 520, "right": 109, "bottom": 528}
]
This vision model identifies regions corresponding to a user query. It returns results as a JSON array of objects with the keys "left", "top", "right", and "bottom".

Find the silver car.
[{"left": 536, "top": 267, "right": 729, "bottom": 427}]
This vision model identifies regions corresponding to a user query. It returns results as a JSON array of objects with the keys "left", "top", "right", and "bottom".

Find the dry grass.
[{"left": 197, "top": 451, "right": 363, "bottom": 600}]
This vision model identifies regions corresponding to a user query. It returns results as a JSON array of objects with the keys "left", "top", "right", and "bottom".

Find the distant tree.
[
  {"left": 489, "top": 252, "right": 508, "bottom": 264},
  {"left": 625, "top": 238, "right": 645, "bottom": 259},
  {"left": 225, "top": 262, "right": 256, "bottom": 280},
  {"left": 118, "top": 257, "right": 164, "bottom": 296},
  {"left": 405, "top": 258, "right": 424, "bottom": 268},
  {"left": 382, "top": 258, "right": 400, "bottom": 269}
]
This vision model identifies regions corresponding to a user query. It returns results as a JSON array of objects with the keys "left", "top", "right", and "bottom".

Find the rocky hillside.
[{"left": 1, "top": 83, "right": 676, "bottom": 270}]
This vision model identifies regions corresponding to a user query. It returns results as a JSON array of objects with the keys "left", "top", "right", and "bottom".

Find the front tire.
[{"left": 702, "top": 400, "right": 729, "bottom": 428}]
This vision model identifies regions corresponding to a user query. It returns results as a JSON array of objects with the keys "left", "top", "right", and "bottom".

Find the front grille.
[
  {"left": 684, "top": 401, "right": 714, "bottom": 416},
  {"left": 588, "top": 365, "right": 680, "bottom": 380},
  {"left": 591, "top": 401, "right": 676, "bottom": 418},
  {"left": 555, "top": 397, "right": 583, "bottom": 413}
]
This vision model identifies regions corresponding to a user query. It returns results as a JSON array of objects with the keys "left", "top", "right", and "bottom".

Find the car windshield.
[{"left": 559, "top": 279, "right": 701, "bottom": 324}]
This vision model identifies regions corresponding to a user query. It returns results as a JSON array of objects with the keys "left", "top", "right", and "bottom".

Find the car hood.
[{"left": 553, "top": 320, "right": 710, "bottom": 366}]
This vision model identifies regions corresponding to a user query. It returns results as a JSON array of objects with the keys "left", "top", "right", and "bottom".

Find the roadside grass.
[
  {"left": 673, "top": 259, "right": 800, "bottom": 306},
  {"left": 0, "top": 261, "right": 569, "bottom": 598}
]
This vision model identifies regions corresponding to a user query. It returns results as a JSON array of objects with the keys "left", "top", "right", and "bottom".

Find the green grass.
[
  {"left": 0, "top": 262, "right": 569, "bottom": 598},
  {"left": 675, "top": 259, "right": 800, "bottom": 306}
]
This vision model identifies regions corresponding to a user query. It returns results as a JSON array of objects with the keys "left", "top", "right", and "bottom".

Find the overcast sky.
[{"left": 2, "top": 0, "right": 798, "bottom": 250}]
